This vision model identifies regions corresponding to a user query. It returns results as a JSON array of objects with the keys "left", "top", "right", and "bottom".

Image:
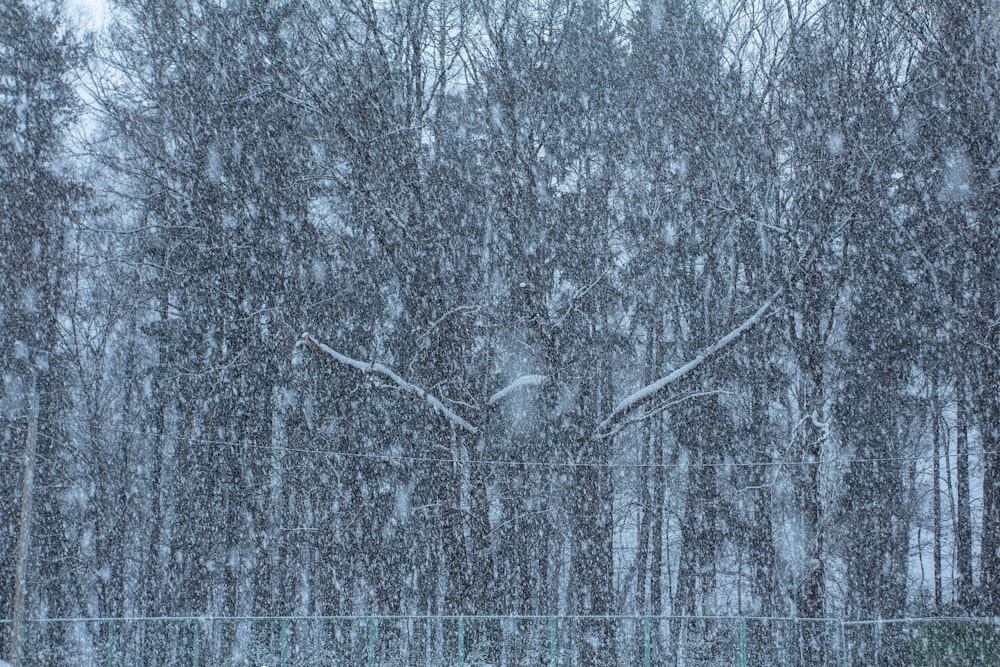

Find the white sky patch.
[{"left": 66, "top": 0, "right": 111, "bottom": 30}]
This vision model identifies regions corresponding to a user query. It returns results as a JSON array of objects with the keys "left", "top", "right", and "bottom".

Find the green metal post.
[
  {"left": 549, "top": 617, "right": 557, "bottom": 667},
  {"left": 280, "top": 618, "right": 288, "bottom": 667},
  {"left": 838, "top": 621, "right": 846, "bottom": 667},
  {"left": 20, "top": 620, "right": 28, "bottom": 666},
  {"left": 192, "top": 621, "right": 200, "bottom": 667},
  {"left": 643, "top": 617, "right": 651, "bottom": 667},
  {"left": 367, "top": 618, "right": 376, "bottom": 667},
  {"left": 457, "top": 617, "right": 465, "bottom": 667},
  {"left": 738, "top": 617, "right": 747, "bottom": 667},
  {"left": 106, "top": 620, "right": 115, "bottom": 667}
]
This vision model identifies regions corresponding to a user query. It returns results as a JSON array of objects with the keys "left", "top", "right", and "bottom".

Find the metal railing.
[
  {"left": 841, "top": 617, "right": 1000, "bottom": 667},
  {"left": 3, "top": 614, "right": 998, "bottom": 666}
]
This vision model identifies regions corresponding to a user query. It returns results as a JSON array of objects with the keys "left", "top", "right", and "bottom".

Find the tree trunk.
[
  {"left": 8, "top": 378, "right": 38, "bottom": 667},
  {"left": 637, "top": 434, "right": 652, "bottom": 612},
  {"left": 571, "top": 365, "right": 615, "bottom": 665},
  {"left": 650, "top": 425, "right": 665, "bottom": 658},
  {"left": 571, "top": 431, "right": 614, "bottom": 664},
  {"left": 748, "top": 381, "right": 778, "bottom": 664},
  {"left": 932, "top": 384, "right": 942, "bottom": 609},
  {"left": 975, "top": 357, "right": 1000, "bottom": 613},
  {"left": 956, "top": 380, "right": 974, "bottom": 608},
  {"left": 796, "top": 370, "right": 825, "bottom": 666}
]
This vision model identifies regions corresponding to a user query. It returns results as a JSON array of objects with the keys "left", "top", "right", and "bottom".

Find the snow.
[
  {"left": 66, "top": 0, "right": 110, "bottom": 30},
  {"left": 488, "top": 374, "right": 546, "bottom": 405},
  {"left": 6, "top": 0, "right": 1000, "bottom": 659},
  {"left": 597, "top": 290, "right": 782, "bottom": 434},
  {"left": 300, "top": 333, "right": 478, "bottom": 433}
]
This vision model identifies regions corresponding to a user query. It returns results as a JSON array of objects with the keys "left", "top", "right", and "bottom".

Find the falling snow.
[{"left": 2, "top": 1, "right": 1000, "bottom": 666}]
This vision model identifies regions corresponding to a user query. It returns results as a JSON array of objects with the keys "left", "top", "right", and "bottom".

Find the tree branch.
[
  {"left": 487, "top": 374, "right": 547, "bottom": 405},
  {"left": 595, "top": 290, "right": 783, "bottom": 437},
  {"left": 300, "top": 333, "right": 478, "bottom": 434}
]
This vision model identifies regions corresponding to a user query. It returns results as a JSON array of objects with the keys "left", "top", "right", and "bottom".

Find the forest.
[{"left": 2, "top": 0, "right": 1000, "bottom": 665}]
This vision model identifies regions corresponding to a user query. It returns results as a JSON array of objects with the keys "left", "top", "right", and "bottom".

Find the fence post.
[
  {"left": 738, "top": 617, "right": 747, "bottom": 667},
  {"left": 457, "top": 617, "right": 465, "bottom": 667},
  {"left": 643, "top": 617, "right": 651, "bottom": 667},
  {"left": 367, "top": 618, "right": 376, "bottom": 667},
  {"left": 549, "top": 617, "right": 557, "bottom": 667},
  {"left": 20, "top": 620, "right": 28, "bottom": 667},
  {"left": 838, "top": 620, "right": 846, "bottom": 667},
  {"left": 280, "top": 618, "right": 288, "bottom": 667},
  {"left": 192, "top": 620, "right": 200, "bottom": 667},
  {"left": 105, "top": 620, "right": 115, "bottom": 667}
]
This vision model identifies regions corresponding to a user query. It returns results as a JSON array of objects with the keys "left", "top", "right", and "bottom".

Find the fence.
[{"left": 2, "top": 614, "right": 998, "bottom": 666}]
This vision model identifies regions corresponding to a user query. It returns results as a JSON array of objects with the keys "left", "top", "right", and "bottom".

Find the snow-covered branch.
[
  {"left": 595, "top": 290, "right": 783, "bottom": 436},
  {"left": 487, "top": 374, "right": 547, "bottom": 405},
  {"left": 300, "top": 333, "right": 478, "bottom": 434},
  {"left": 303, "top": 290, "right": 779, "bottom": 439},
  {"left": 594, "top": 390, "right": 733, "bottom": 440}
]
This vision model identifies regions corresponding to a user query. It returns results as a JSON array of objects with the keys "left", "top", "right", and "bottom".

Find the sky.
[{"left": 65, "top": 0, "right": 110, "bottom": 29}]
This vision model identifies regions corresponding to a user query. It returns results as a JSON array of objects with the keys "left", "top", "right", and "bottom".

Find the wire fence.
[{"left": 2, "top": 614, "right": 998, "bottom": 666}]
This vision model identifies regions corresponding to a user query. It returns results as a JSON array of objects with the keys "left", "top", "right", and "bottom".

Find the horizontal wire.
[
  {"left": 5, "top": 613, "right": 997, "bottom": 624},
  {"left": 31, "top": 425, "right": 954, "bottom": 472}
]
